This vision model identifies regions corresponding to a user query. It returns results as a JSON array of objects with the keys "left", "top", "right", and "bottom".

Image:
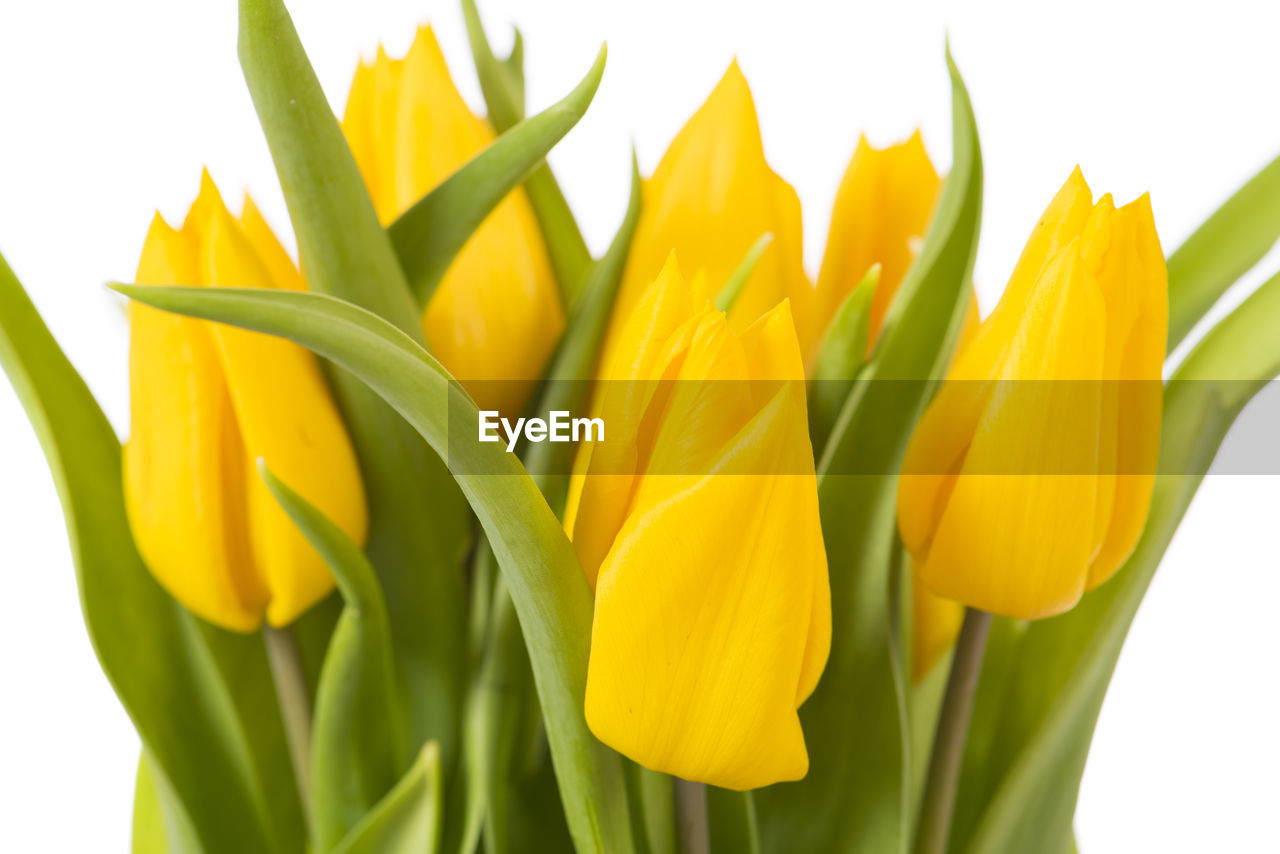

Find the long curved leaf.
[
  {"left": 460, "top": 0, "right": 594, "bottom": 300},
  {"left": 112, "top": 282, "right": 635, "bottom": 854},
  {"left": 756, "top": 48, "right": 982, "bottom": 854},
  {"left": 259, "top": 464, "right": 409, "bottom": 851},
  {"left": 333, "top": 743, "right": 444, "bottom": 854},
  {"left": 460, "top": 153, "right": 643, "bottom": 854},
  {"left": 1166, "top": 151, "right": 1280, "bottom": 353},
  {"left": 953, "top": 269, "right": 1280, "bottom": 853},
  {"left": 388, "top": 45, "right": 606, "bottom": 307},
  {"left": 238, "top": 0, "right": 470, "bottom": 767},
  {"left": 0, "top": 255, "right": 303, "bottom": 853}
]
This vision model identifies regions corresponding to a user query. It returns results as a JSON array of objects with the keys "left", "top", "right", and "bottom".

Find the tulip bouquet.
[{"left": 3, "top": 2, "right": 1280, "bottom": 853}]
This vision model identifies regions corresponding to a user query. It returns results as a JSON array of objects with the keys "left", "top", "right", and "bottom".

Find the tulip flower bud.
[
  {"left": 816, "top": 132, "right": 980, "bottom": 357},
  {"left": 898, "top": 168, "right": 1167, "bottom": 621},
  {"left": 565, "top": 254, "right": 830, "bottom": 791},
  {"left": 124, "top": 173, "right": 368, "bottom": 632},
  {"left": 341, "top": 26, "right": 562, "bottom": 415},
  {"left": 608, "top": 61, "right": 815, "bottom": 359}
]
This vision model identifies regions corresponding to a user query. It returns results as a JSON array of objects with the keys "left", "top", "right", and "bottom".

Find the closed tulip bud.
[
  {"left": 124, "top": 173, "right": 368, "bottom": 632},
  {"left": 564, "top": 254, "right": 830, "bottom": 790},
  {"left": 608, "top": 61, "right": 815, "bottom": 360},
  {"left": 342, "top": 26, "right": 562, "bottom": 415},
  {"left": 816, "top": 132, "right": 980, "bottom": 362},
  {"left": 898, "top": 168, "right": 1167, "bottom": 621}
]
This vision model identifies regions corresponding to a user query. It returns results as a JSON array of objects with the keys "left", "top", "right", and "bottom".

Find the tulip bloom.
[
  {"left": 608, "top": 61, "right": 815, "bottom": 359},
  {"left": 342, "top": 26, "right": 562, "bottom": 414},
  {"left": 124, "top": 174, "right": 368, "bottom": 632},
  {"left": 565, "top": 255, "right": 830, "bottom": 790},
  {"left": 898, "top": 168, "right": 1167, "bottom": 620}
]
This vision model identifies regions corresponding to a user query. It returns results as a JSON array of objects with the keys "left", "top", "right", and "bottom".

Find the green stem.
[
  {"left": 264, "top": 624, "right": 313, "bottom": 826},
  {"left": 913, "top": 608, "right": 992, "bottom": 854},
  {"left": 674, "top": 778, "right": 710, "bottom": 854}
]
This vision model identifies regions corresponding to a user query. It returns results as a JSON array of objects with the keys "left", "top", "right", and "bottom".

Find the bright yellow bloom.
[
  {"left": 565, "top": 254, "right": 830, "bottom": 790},
  {"left": 897, "top": 168, "right": 1167, "bottom": 620},
  {"left": 816, "top": 132, "right": 943, "bottom": 358},
  {"left": 342, "top": 25, "right": 562, "bottom": 415},
  {"left": 124, "top": 173, "right": 367, "bottom": 632},
  {"left": 607, "top": 61, "right": 814, "bottom": 363}
]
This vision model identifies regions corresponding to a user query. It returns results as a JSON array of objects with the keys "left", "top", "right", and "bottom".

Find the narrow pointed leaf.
[
  {"left": 0, "top": 255, "right": 302, "bottom": 854},
  {"left": 259, "top": 464, "right": 408, "bottom": 851},
  {"left": 333, "top": 742, "right": 445, "bottom": 854},
  {"left": 238, "top": 0, "right": 470, "bottom": 766},
  {"left": 460, "top": 0, "right": 594, "bottom": 300},
  {"left": 112, "top": 282, "right": 635, "bottom": 854},
  {"left": 714, "top": 232, "right": 773, "bottom": 312},
  {"left": 756, "top": 49, "right": 982, "bottom": 854},
  {"left": 808, "top": 264, "right": 879, "bottom": 453},
  {"left": 1166, "top": 152, "right": 1280, "bottom": 353}
]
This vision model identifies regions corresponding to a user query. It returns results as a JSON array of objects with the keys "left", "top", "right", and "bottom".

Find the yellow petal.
[
  {"left": 577, "top": 260, "right": 828, "bottom": 788},
  {"left": 124, "top": 214, "right": 267, "bottom": 631},
  {"left": 1084, "top": 193, "right": 1167, "bottom": 586},
  {"left": 918, "top": 242, "right": 1107, "bottom": 619},
  {"left": 568, "top": 254, "right": 698, "bottom": 584},
  {"left": 585, "top": 349, "right": 827, "bottom": 789},
  {"left": 197, "top": 191, "right": 368, "bottom": 627},
  {"left": 611, "top": 61, "right": 812, "bottom": 354},
  {"left": 816, "top": 132, "right": 941, "bottom": 359},
  {"left": 911, "top": 579, "right": 963, "bottom": 682},
  {"left": 238, "top": 195, "right": 305, "bottom": 292}
]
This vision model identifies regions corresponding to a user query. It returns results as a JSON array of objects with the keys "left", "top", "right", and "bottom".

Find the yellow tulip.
[
  {"left": 897, "top": 168, "right": 1167, "bottom": 621},
  {"left": 816, "top": 132, "right": 942, "bottom": 357},
  {"left": 565, "top": 254, "right": 830, "bottom": 791},
  {"left": 341, "top": 25, "right": 562, "bottom": 415},
  {"left": 124, "top": 173, "right": 368, "bottom": 632},
  {"left": 607, "top": 61, "right": 815, "bottom": 363}
]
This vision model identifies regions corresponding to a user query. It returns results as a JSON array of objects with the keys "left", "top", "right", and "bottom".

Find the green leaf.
[
  {"left": 259, "top": 464, "right": 409, "bottom": 851},
  {"left": 707, "top": 788, "right": 760, "bottom": 854},
  {"left": 807, "top": 263, "right": 879, "bottom": 454},
  {"left": 333, "top": 742, "right": 445, "bottom": 854},
  {"left": 238, "top": 0, "right": 470, "bottom": 767},
  {"left": 1166, "top": 152, "right": 1280, "bottom": 353},
  {"left": 0, "top": 255, "right": 303, "bottom": 853},
  {"left": 952, "top": 269, "right": 1280, "bottom": 853},
  {"left": 387, "top": 45, "right": 607, "bottom": 307},
  {"left": 460, "top": 0, "right": 594, "bottom": 300},
  {"left": 111, "top": 282, "right": 635, "bottom": 854},
  {"left": 459, "top": 153, "right": 643, "bottom": 854},
  {"left": 714, "top": 233, "right": 773, "bottom": 312},
  {"left": 132, "top": 753, "right": 201, "bottom": 854},
  {"left": 622, "top": 763, "right": 675, "bottom": 854},
  {"left": 756, "top": 47, "right": 982, "bottom": 854}
]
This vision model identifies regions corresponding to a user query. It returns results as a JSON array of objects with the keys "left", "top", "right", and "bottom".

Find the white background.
[{"left": 2, "top": 1, "right": 1278, "bottom": 850}]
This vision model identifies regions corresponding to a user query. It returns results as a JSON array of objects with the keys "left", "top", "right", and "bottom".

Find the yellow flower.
[
  {"left": 565, "top": 254, "right": 830, "bottom": 790},
  {"left": 897, "top": 168, "right": 1167, "bottom": 621},
  {"left": 124, "top": 173, "right": 367, "bottom": 632},
  {"left": 607, "top": 61, "right": 814, "bottom": 362},
  {"left": 341, "top": 25, "right": 562, "bottom": 415},
  {"left": 816, "top": 132, "right": 941, "bottom": 356}
]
